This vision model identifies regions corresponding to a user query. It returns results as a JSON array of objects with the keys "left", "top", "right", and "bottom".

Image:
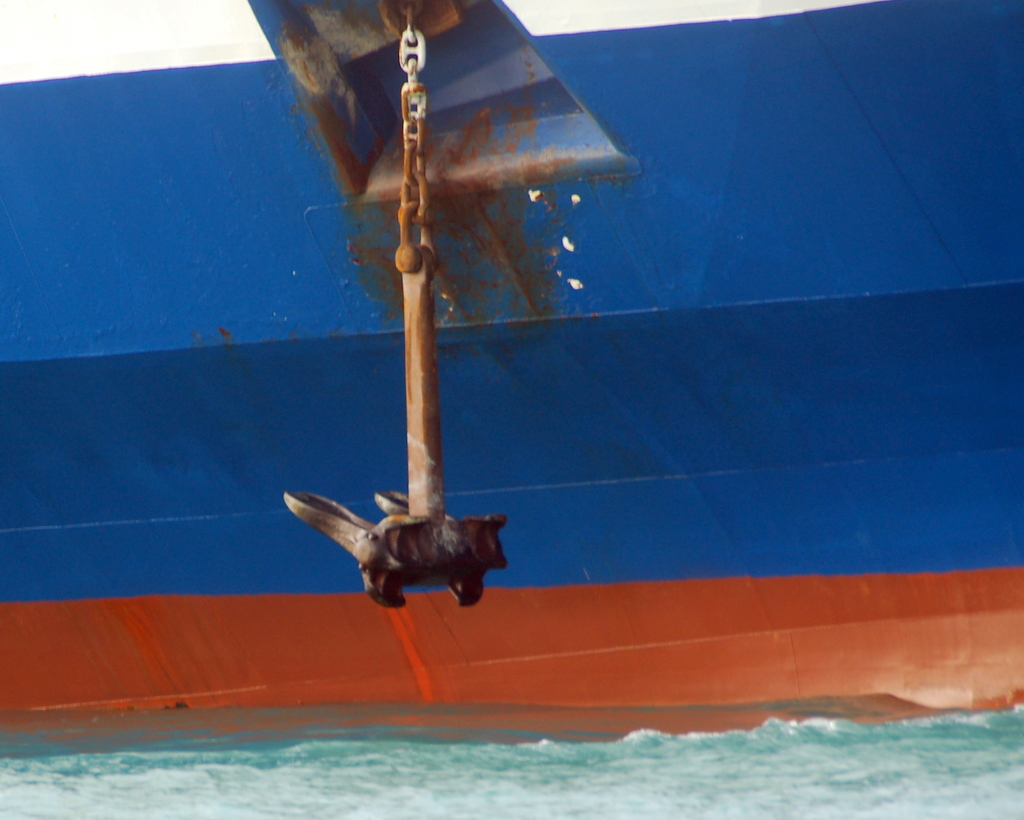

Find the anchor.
[{"left": 284, "top": 0, "right": 507, "bottom": 608}]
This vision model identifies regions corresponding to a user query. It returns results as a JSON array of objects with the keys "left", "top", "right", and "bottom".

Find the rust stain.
[
  {"left": 445, "top": 107, "right": 495, "bottom": 167},
  {"left": 345, "top": 199, "right": 405, "bottom": 322},
  {"left": 379, "top": 0, "right": 463, "bottom": 38},
  {"left": 386, "top": 607, "right": 436, "bottom": 702},
  {"left": 275, "top": 4, "right": 572, "bottom": 324},
  {"left": 343, "top": 97, "right": 569, "bottom": 323},
  {"left": 280, "top": 26, "right": 376, "bottom": 193},
  {"left": 434, "top": 188, "right": 561, "bottom": 320},
  {"left": 433, "top": 102, "right": 545, "bottom": 176},
  {"left": 345, "top": 186, "right": 565, "bottom": 326},
  {"left": 306, "top": 95, "right": 379, "bottom": 193},
  {"left": 498, "top": 103, "right": 543, "bottom": 157},
  {"left": 306, "top": 2, "right": 391, "bottom": 60},
  {"left": 105, "top": 600, "right": 187, "bottom": 699},
  {"left": 278, "top": 12, "right": 388, "bottom": 195}
]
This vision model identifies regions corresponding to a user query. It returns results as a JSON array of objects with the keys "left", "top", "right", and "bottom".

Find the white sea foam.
[
  {"left": 894, "top": 709, "right": 997, "bottom": 731},
  {"left": 619, "top": 728, "right": 670, "bottom": 743},
  {"left": 756, "top": 715, "right": 852, "bottom": 737},
  {"left": 2, "top": 708, "right": 1023, "bottom": 819}
]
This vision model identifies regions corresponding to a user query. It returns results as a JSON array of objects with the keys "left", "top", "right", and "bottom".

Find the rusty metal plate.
[{"left": 379, "top": 0, "right": 464, "bottom": 38}]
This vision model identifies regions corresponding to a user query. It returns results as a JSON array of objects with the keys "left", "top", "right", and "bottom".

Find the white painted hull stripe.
[
  {"left": 0, "top": 0, "right": 896, "bottom": 86},
  {"left": 501, "top": 0, "right": 894, "bottom": 37},
  {"left": 0, "top": 0, "right": 273, "bottom": 87}
]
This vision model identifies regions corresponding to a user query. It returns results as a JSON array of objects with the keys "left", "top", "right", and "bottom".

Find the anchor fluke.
[
  {"left": 374, "top": 490, "right": 411, "bottom": 516},
  {"left": 283, "top": 491, "right": 375, "bottom": 556},
  {"left": 284, "top": 490, "right": 507, "bottom": 608}
]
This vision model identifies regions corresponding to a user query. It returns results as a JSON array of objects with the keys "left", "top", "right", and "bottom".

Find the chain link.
[{"left": 395, "top": 3, "right": 431, "bottom": 274}]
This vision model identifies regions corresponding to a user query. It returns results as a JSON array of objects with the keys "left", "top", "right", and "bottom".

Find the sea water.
[{"left": 1, "top": 706, "right": 1023, "bottom": 819}]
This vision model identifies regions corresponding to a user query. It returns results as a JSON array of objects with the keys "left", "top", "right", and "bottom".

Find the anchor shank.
[{"left": 403, "top": 251, "right": 445, "bottom": 524}]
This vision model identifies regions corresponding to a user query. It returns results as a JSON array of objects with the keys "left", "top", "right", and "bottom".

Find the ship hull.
[{"left": 0, "top": 0, "right": 1022, "bottom": 720}]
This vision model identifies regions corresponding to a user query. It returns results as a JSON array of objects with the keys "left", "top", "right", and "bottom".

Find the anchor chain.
[
  {"left": 284, "top": 0, "right": 507, "bottom": 609},
  {"left": 395, "top": 3, "right": 443, "bottom": 523},
  {"left": 395, "top": 3, "right": 431, "bottom": 276}
]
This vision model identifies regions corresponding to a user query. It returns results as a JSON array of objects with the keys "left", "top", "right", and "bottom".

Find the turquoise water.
[{"left": 1, "top": 706, "right": 1023, "bottom": 819}]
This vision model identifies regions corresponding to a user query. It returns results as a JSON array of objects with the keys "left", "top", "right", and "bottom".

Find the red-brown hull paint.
[{"left": 3, "top": 569, "right": 1023, "bottom": 714}]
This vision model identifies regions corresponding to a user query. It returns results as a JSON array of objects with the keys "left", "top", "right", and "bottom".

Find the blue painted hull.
[
  {"left": 2, "top": 0, "right": 1021, "bottom": 597},
  {"left": 3, "top": 279, "right": 1024, "bottom": 601}
]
